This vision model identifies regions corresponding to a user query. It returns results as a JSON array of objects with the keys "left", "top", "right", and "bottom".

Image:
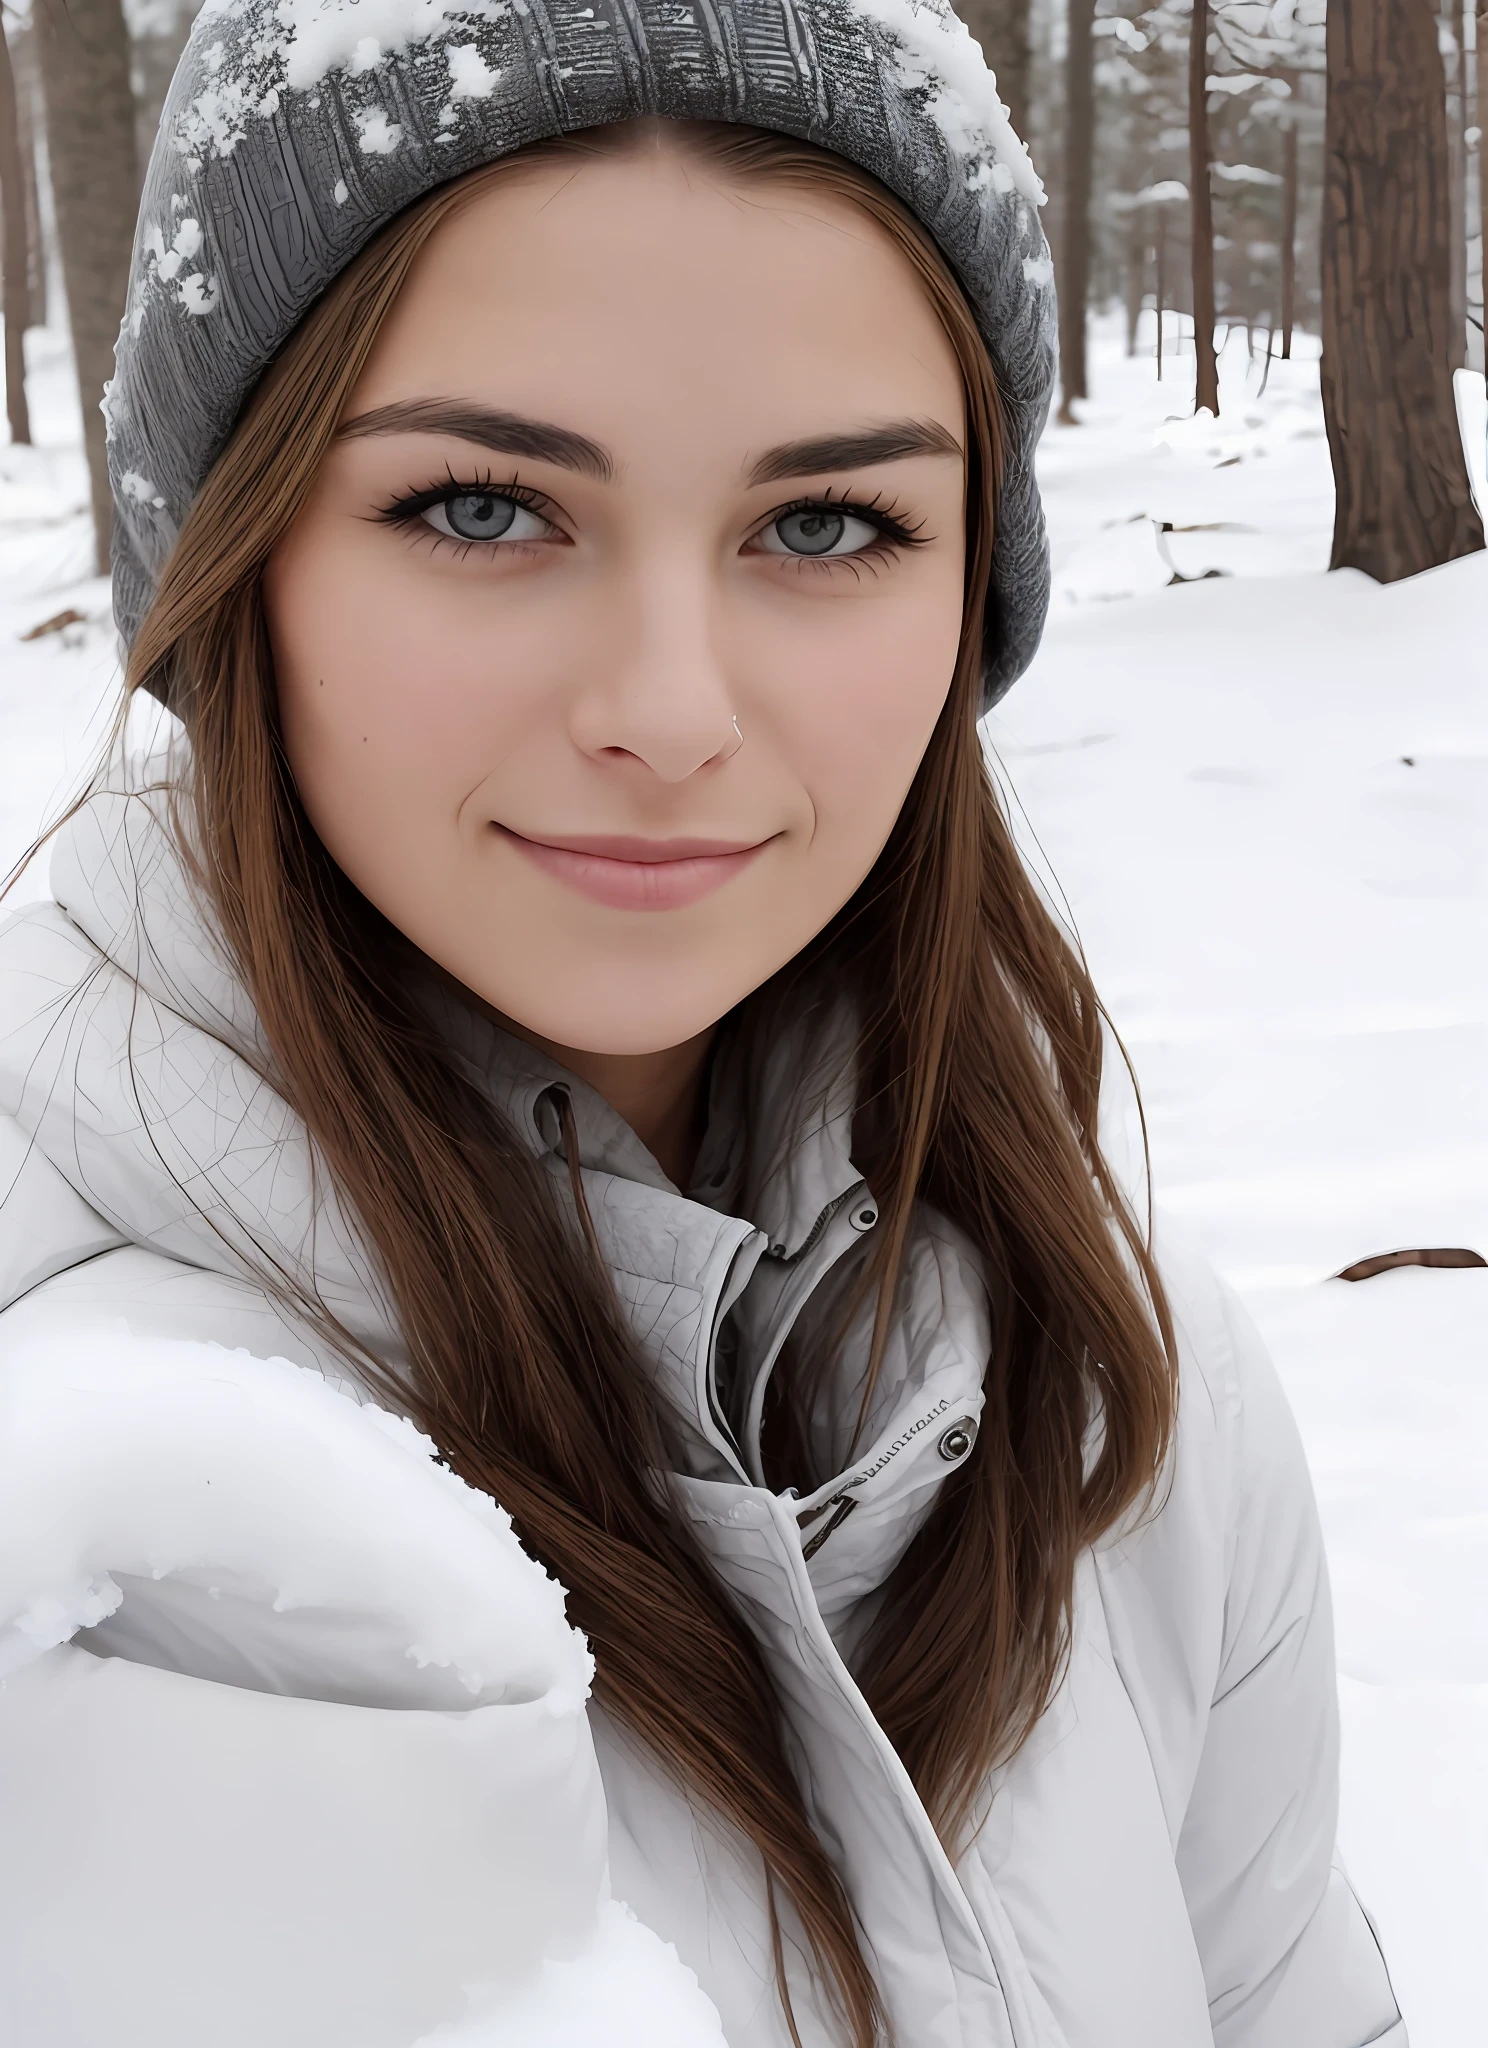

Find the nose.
[{"left": 567, "top": 554, "right": 739, "bottom": 784}]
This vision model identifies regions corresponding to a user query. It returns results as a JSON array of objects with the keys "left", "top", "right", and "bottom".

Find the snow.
[
  {"left": 1038, "top": 320, "right": 1337, "bottom": 604},
  {"left": 177, "top": 268, "right": 222, "bottom": 311},
  {"left": 992, "top": 314, "right": 1487, "bottom": 2046},
  {"left": 0, "top": 1326, "right": 726, "bottom": 2045},
  {"left": 118, "top": 469, "right": 167, "bottom": 507},
  {"left": 355, "top": 105, "right": 404, "bottom": 154},
  {"left": 0, "top": 1330, "right": 591, "bottom": 1706},
  {"left": 143, "top": 214, "right": 204, "bottom": 280},
  {"left": 0, "top": 307, "right": 1484, "bottom": 2040},
  {"left": 447, "top": 42, "right": 501, "bottom": 99},
  {"left": 176, "top": 74, "right": 260, "bottom": 159},
  {"left": 0, "top": 330, "right": 119, "bottom": 908},
  {"left": 851, "top": 0, "right": 1045, "bottom": 205},
  {"left": 274, "top": 0, "right": 506, "bottom": 93},
  {"left": 418, "top": 1902, "right": 728, "bottom": 2046}
]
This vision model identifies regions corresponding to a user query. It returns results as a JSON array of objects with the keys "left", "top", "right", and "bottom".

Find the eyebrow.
[
  {"left": 336, "top": 402, "right": 961, "bottom": 488},
  {"left": 747, "top": 419, "right": 963, "bottom": 485},
  {"left": 337, "top": 400, "right": 613, "bottom": 481}
]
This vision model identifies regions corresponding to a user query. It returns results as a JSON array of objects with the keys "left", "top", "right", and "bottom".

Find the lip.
[{"left": 498, "top": 827, "right": 772, "bottom": 911}]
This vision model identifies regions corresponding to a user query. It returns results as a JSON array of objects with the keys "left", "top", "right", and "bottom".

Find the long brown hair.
[{"left": 126, "top": 121, "right": 1177, "bottom": 2046}]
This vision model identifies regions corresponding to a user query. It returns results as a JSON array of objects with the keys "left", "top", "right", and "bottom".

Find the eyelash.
[
  {"left": 754, "top": 488, "right": 930, "bottom": 573},
  {"left": 374, "top": 471, "right": 931, "bottom": 566},
  {"left": 375, "top": 467, "right": 558, "bottom": 557}
]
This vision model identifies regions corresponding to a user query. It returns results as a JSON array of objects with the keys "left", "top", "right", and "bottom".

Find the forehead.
[{"left": 352, "top": 151, "right": 964, "bottom": 464}]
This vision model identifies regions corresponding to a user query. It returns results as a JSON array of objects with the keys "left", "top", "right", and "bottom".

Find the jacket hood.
[{"left": 107, "top": 0, "right": 1055, "bottom": 706}]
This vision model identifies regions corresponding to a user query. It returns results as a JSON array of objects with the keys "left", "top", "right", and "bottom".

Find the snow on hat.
[{"left": 107, "top": 0, "right": 1056, "bottom": 705}]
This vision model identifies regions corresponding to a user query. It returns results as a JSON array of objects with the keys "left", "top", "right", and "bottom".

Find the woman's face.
[{"left": 266, "top": 144, "right": 966, "bottom": 1057}]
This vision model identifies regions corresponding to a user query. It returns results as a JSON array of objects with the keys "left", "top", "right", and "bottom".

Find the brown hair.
[{"left": 126, "top": 122, "right": 1176, "bottom": 2046}]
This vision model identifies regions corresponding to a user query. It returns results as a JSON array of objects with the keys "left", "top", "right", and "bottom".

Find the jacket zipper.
[{"left": 770, "top": 1180, "right": 867, "bottom": 1266}]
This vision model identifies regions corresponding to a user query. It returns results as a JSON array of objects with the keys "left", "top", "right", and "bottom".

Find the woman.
[{"left": 0, "top": 0, "right": 1402, "bottom": 2043}]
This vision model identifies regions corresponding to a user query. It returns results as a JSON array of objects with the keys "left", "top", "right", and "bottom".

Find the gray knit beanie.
[{"left": 107, "top": 0, "right": 1056, "bottom": 705}]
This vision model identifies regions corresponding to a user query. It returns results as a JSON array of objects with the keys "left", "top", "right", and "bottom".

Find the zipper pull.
[{"left": 799, "top": 1492, "right": 858, "bottom": 1562}]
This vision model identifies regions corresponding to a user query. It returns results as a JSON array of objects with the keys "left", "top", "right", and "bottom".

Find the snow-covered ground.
[
  {"left": 996, "top": 314, "right": 1488, "bottom": 2047},
  {"left": 1, "top": 311, "right": 1485, "bottom": 2043},
  {"left": 0, "top": 326, "right": 118, "bottom": 901}
]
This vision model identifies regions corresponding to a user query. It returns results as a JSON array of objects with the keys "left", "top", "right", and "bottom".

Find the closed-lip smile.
[{"left": 498, "top": 827, "right": 773, "bottom": 911}]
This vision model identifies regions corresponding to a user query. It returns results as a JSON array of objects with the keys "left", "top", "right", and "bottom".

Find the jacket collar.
[{"left": 428, "top": 971, "right": 865, "bottom": 1260}]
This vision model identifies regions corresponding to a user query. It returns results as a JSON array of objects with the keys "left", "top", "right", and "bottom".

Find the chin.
[
  {"left": 502, "top": 976, "right": 746, "bottom": 1058},
  {"left": 543, "top": 1011, "right": 731, "bottom": 1059}
]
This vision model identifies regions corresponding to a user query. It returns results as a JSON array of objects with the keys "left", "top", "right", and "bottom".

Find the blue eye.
[
  {"left": 421, "top": 493, "right": 550, "bottom": 544},
  {"left": 757, "top": 506, "right": 881, "bottom": 558}
]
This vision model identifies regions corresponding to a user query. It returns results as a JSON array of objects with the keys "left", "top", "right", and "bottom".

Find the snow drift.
[{"left": 0, "top": 1331, "right": 728, "bottom": 2047}]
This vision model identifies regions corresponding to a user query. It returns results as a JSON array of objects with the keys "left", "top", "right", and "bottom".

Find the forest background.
[{"left": 0, "top": 0, "right": 1485, "bottom": 2041}]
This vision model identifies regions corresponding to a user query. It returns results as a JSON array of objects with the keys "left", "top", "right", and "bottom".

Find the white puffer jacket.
[{"left": 0, "top": 759, "right": 1404, "bottom": 2048}]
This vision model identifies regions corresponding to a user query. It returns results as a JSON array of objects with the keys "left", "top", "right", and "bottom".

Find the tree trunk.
[
  {"left": 957, "top": 0, "right": 1032, "bottom": 144},
  {"left": 33, "top": 0, "right": 137, "bottom": 575},
  {"left": 1445, "top": 5, "right": 1467, "bottom": 369},
  {"left": 1471, "top": 0, "right": 1485, "bottom": 365},
  {"left": 12, "top": 29, "right": 49, "bottom": 329},
  {"left": 1280, "top": 86, "right": 1298, "bottom": 358},
  {"left": 1156, "top": 208, "right": 1167, "bottom": 379},
  {"left": 1322, "top": 0, "right": 1485, "bottom": 578},
  {"left": 1057, "top": 0, "right": 1095, "bottom": 422},
  {"left": 1480, "top": 1, "right": 1487, "bottom": 349},
  {"left": 0, "top": 23, "right": 31, "bottom": 446},
  {"left": 1124, "top": 218, "right": 1145, "bottom": 356},
  {"left": 1189, "top": 0, "right": 1219, "bottom": 415}
]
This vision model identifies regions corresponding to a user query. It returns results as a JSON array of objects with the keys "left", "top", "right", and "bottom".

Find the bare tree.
[
  {"left": 0, "top": 17, "right": 30, "bottom": 445},
  {"left": 957, "top": 0, "right": 1032, "bottom": 142},
  {"left": 1122, "top": 209, "right": 1146, "bottom": 355},
  {"left": 1057, "top": 0, "right": 1095, "bottom": 421},
  {"left": 1322, "top": 0, "right": 1484, "bottom": 578},
  {"left": 1481, "top": 4, "right": 1487, "bottom": 245},
  {"left": 1155, "top": 201, "right": 1169, "bottom": 376},
  {"left": 1188, "top": 0, "right": 1219, "bottom": 413},
  {"left": 1445, "top": 4, "right": 1467, "bottom": 370},
  {"left": 1279, "top": 81, "right": 1298, "bottom": 358},
  {"left": 1477, "top": 0, "right": 1487, "bottom": 361},
  {"left": 34, "top": 0, "right": 137, "bottom": 573},
  {"left": 12, "top": 26, "right": 49, "bottom": 330}
]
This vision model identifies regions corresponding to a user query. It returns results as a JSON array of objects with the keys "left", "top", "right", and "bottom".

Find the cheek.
[
  {"left": 757, "top": 565, "right": 965, "bottom": 865},
  {"left": 265, "top": 531, "right": 559, "bottom": 879}
]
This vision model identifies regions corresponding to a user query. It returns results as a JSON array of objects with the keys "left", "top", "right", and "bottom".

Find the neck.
[
  {"left": 417, "top": 957, "right": 719, "bottom": 1186},
  {"left": 516, "top": 1022, "right": 718, "bottom": 1189}
]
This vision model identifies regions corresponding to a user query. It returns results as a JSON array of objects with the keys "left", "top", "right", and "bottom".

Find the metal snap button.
[
  {"left": 938, "top": 1418, "right": 977, "bottom": 1462},
  {"left": 852, "top": 1205, "right": 878, "bottom": 1230}
]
